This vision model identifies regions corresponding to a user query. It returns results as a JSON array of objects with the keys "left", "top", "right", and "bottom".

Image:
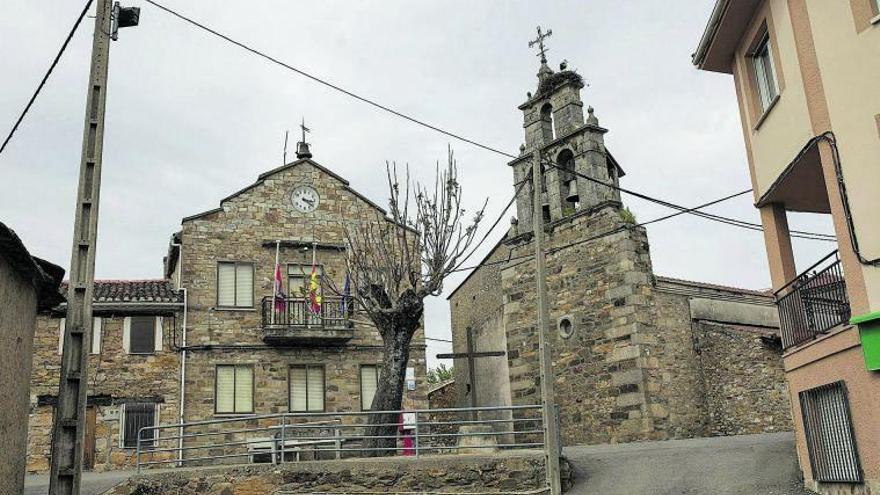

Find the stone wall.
[
  {"left": 498, "top": 206, "right": 667, "bottom": 445},
  {"left": 106, "top": 452, "right": 553, "bottom": 495},
  {"left": 27, "top": 313, "right": 180, "bottom": 472},
  {"left": 694, "top": 321, "right": 791, "bottom": 435},
  {"left": 0, "top": 257, "right": 39, "bottom": 495},
  {"left": 177, "top": 160, "right": 427, "bottom": 457}
]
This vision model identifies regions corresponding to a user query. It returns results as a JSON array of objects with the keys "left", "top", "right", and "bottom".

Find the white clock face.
[{"left": 291, "top": 185, "right": 320, "bottom": 213}]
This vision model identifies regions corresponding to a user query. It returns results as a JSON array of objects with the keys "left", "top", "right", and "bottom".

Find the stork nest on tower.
[{"left": 537, "top": 70, "right": 585, "bottom": 96}]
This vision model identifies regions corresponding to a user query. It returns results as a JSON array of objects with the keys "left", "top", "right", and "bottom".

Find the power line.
[
  {"left": 0, "top": 0, "right": 94, "bottom": 157},
  {"left": 146, "top": 0, "right": 835, "bottom": 244},
  {"left": 425, "top": 337, "right": 453, "bottom": 344},
  {"left": 144, "top": 0, "right": 517, "bottom": 159},
  {"left": 542, "top": 159, "right": 835, "bottom": 242}
]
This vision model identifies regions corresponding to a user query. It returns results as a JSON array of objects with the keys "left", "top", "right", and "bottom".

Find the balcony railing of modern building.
[
  {"left": 260, "top": 296, "right": 355, "bottom": 345},
  {"left": 775, "top": 250, "right": 852, "bottom": 350}
]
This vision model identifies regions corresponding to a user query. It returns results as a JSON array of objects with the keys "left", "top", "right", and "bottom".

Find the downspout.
[{"left": 170, "top": 238, "right": 188, "bottom": 466}]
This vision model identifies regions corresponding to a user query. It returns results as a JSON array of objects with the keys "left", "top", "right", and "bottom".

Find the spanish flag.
[{"left": 308, "top": 264, "right": 321, "bottom": 315}]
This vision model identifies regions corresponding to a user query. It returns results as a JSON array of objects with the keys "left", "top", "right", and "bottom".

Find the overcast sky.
[{"left": 1, "top": 1, "right": 835, "bottom": 368}]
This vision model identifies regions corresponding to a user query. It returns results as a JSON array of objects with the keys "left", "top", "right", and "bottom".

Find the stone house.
[
  {"left": 164, "top": 144, "right": 427, "bottom": 462},
  {"left": 447, "top": 53, "right": 793, "bottom": 445},
  {"left": 27, "top": 280, "right": 182, "bottom": 472},
  {"left": 26, "top": 146, "right": 427, "bottom": 471},
  {"left": 0, "top": 222, "right": 63, "bottom": 494}
]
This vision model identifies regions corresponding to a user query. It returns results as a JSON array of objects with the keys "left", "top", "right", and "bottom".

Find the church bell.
[{"left": 565, "top": 180, "right": 579, "bottom": 203}]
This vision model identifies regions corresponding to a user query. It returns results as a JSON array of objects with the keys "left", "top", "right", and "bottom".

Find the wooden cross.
[
  {"left": 528, "top": 25, "right": 553, "bottom": 63},
  {"left": 437, "top": 327, "right": 506, "bottom": 420}
]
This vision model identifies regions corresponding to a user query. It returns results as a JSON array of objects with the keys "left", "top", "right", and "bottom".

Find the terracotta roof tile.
[{"left": 59, "top": 279, "right": 182, "bottom": 304}]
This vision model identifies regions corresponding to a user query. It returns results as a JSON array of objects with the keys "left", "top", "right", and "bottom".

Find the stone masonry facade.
[
  {"left": 26, "top": 156, "right": 428, "bottom": 472},
  {"left": 28, "top": 285, "right": 182, "bottom": 472},
  {"left": 448, "top": 54, "right": 791, "bottom": 446},
  {"left": 169, "top": 157, "right": 427, "bottom": 461}
]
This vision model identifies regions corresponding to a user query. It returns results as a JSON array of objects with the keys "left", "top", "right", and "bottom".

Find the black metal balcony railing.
[
  {"left": 775, "top": 251, "right": 851, "bottom": 350},
  {"left": 261, "top": 296, "right": 351, "bottom": 330}
]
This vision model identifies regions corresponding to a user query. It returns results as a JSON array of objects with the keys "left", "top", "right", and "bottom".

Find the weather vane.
[
  {"left": 528, "top": 25, "right": 553, "bottom": 64},
  {"left": 300, "top": 117, "right": 311, "bottom": 144}
]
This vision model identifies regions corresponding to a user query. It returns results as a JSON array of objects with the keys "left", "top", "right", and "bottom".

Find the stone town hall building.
[
  {"left": 26, "top": 142, "right": 427, "bottom": 472},
  {"left": 448, "top": 53, "right": 794, "bottom": 445}
]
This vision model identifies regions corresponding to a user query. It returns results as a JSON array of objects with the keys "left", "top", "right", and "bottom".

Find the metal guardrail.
[
  {"left": 775, "top": 250, "right": 851, "bottom": 350},
  {"left": 261, "top": 296, "right": 350, "bottom": 329},
  {"left": 136, "top": 405, "right": 546, "bottom": 472}
]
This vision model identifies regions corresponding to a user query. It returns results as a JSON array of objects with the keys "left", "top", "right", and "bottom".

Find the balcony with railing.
[
  {"left": 260, "top": 296, "right": 354, "bottom": 345},
  {"left": 775, "top": 251, "right": 851, "bottom": 350}
]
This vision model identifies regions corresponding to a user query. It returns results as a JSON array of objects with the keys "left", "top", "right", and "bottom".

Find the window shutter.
[
  {"left": 91, "top": 317, "right": 102, "bottom": 355},
  {"left": 235, "top": 263, "right": 253, "bottom": 307},
  {"left": 123, "top": 317, "right": 131, "bottom": 354},
  {"left": 216, "top": 366, "right": 235, "bottom": 413},
  {"left": 360, "top": 366, "right": 378, "bottom": 411},
  {"left": 154, "top": 316, "right": 163, "bottom": 352},
  {"left": 307, "top": 366, "right": 324, "bottom": 411},
  {"left": 290, "top": 367, "right": 308, "bottom": 412},
  {"left": 217, "top": 263, "right": 236, "bottom": 306},
  {"left": 129, "top": 317, "right": 156, "bottom": 354},
  {"left": 234, "top": 366, "right": 253, "bottom": 413},
  {"left": 59, "top": 318, "right": 66, "bottom": 355}
]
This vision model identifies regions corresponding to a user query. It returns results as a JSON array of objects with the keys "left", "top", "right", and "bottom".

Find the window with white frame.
[
  {"left": 360, "top": 365, "right": 379, "bottom": 411},
  {"left": 120, "top": 402, "right": 158, "bottom": 449},
  {"left": 751, "top": 31, "right": 779, "bottom": 113},
  {"left": 289, "top": 365, "right": 325, "bottom": 412},
  {"left": 217, "top": 261, "right": 254, "bottom": 308},
  {"left": 123, "top": 316, "right": 162, "bottom": 354},
  {"left": 58, "top": 317, "right": 102, "bottom": 355},
  {"left": 215, "top": 365, "right": 254, "bottom": 414},
  {"left": 800, "top": 381, "right": 863, "bottom": 483}
]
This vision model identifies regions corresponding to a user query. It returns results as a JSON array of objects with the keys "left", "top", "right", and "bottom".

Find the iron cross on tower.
[
  {"left": 528, "top": 25, "right": 552, "bottom": 63},
  {"left": 300, "top": 118, "right": 310, "bottom": 143}
]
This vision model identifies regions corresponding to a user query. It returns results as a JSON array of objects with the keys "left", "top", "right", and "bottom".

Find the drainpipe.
[{"left": 170, "top": 238, "right": 188, "bottom": 466}]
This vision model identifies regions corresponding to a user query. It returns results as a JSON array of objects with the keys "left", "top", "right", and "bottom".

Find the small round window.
[{"left": 558, "top": 316, "right": 574, "bottom": 339}]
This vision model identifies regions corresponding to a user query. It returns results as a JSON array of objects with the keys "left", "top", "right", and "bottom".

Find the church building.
[{"left": 447, "top": 37, "right": 792, "bottom": 445}]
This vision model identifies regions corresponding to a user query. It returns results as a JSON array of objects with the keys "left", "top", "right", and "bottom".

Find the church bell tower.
[{"left": 510, "top": 28, "right": 623, "bottom": 234}]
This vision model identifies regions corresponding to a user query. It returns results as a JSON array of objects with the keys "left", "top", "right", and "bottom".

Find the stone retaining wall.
[{"left": 104, "top": 452, "right": 568, "bottom": 494}]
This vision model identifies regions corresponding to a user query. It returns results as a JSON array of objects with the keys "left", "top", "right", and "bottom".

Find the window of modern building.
[
  {"left": 58, "top": 317, "right": 102, "bottom": 355},
  {"left": 799, "top": 381, "right": 863, "bottom": 483},
  {"left": 120, "top": 402, "right": 158, "bottom": 449},
  {"left": 123, "top": 316, "right": 162, "bottom": 354},
  {"left": 360, "top": 365, "right": 379, "bottom": 411},
  {"left": 217, "top": 261, "right": 254, "bottom": 308},
  {"left": 215, "top": 365, "right": 254, "bottom": 414},
  {"left": 751, "top": 32, "right": 778, "bottom": 113},
  {"left": 289, "top": 365, "right": 325, "bottom": 412}
]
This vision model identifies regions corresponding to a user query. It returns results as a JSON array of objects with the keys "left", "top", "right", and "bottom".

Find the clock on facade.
[{"left": 290, "top": 185, "right": 320, "bottom": 213}]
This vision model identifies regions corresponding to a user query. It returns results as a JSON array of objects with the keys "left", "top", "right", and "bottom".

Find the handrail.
[
  {"left": 774, "top": 250, "right": 839, "bottom": 296},
  {"left": 136, "top": 405, "right": 546, "bottom": 473}
]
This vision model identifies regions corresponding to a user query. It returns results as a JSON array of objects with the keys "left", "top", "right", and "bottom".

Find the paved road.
[
  {"left": 24, "top": 471, "right": 133, "bottom": 495},
  {"left": 564, "top": 432, "right": 814, "bottom": 495}
]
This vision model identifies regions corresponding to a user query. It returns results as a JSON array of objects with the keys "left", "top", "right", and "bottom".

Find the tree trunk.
[{"left": 362, "top": 294, "right": 422, "bottom": 456}]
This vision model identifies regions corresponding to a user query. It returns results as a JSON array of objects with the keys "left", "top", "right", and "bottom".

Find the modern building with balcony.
[{"left": 694, "top": 1, "right": 880, "bottom": 493}]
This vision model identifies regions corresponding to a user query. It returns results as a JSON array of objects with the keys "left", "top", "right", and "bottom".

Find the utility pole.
[
  {"left": 49, "top": 2, "right": 138, "bottom": 494},
  {"left": 532, "top": 150, "right": 562, "bottom": 495}
]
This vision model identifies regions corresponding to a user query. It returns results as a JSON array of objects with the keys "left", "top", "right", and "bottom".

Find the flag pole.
[{"left": 272, "top": 239, "right": 280, "bottom": 325}]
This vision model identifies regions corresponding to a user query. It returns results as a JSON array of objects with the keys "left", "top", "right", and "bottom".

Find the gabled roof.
[
  {"left": 58, "top": 279, "right": 183, "bottom": 304},
  {"left": 0, "top": 221, "right": 65, "bottom": 310},
  {"left": 182, "top": 158, "right": 388, "bottom": 223}
]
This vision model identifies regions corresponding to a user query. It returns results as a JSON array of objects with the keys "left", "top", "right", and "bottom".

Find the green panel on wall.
[{"left": 852, "top": 311, "right": 880, "bottom": 371}]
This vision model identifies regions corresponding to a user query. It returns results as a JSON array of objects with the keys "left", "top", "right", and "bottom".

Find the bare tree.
[{"left": 340, "top": 148, "right": 486, "bottom": 455}]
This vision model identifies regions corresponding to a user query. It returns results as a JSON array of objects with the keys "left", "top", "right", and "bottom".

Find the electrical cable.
[
  {"left": 145, "top": 0, "right": 835, "bottom": 248},
  {"left": 0, "top": 0, "right": 95, "bottom": 157}
]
